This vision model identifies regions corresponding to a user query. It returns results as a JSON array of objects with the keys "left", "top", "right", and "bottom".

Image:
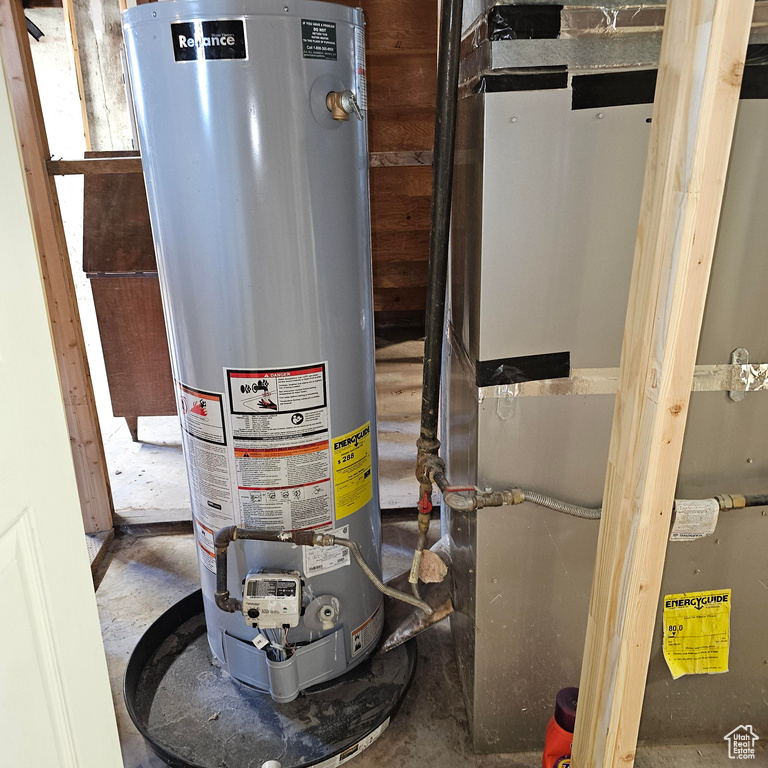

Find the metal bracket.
[{"left": 729, "top": 347, "right": 749, "bottom": 402}]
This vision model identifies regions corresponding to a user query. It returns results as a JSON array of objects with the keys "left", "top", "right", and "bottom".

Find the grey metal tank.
[{"left": 122, "top": 0, "right": 381, "bottom": 701}]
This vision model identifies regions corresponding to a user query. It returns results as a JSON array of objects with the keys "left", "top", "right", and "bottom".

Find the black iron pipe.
[
  {"left": 418, "top": 0, "right": 464, "bottom": 451},
  {"left": 213, "top": 526, "right": 291, "bottom": 613}
]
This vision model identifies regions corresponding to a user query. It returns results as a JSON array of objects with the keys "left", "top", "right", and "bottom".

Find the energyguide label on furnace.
[
  {"left": 175, "top": 381, "right": 236, "bottom": 572},
  {"left": 663, "top": 589, "right": 731, "bottom": 679},
  {"left": 225, "top": 363, "right": 334, "bottom": 531}
]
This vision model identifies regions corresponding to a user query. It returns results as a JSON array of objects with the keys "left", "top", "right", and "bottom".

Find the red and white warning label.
[
  {"left": 193, "top": 517, "right": 216, "bottom": 573},
  {"left": 225, "top": 363, "right": 334, "bottom": 530},
  {"left": 354, "top": 25, "right": 367, "bottom": 111},
  {"left": 176, "top": 382, "right": 236, "bottom": 563},
  {"left": 351, "top": 600, "right": 383, "bottom": 657}
]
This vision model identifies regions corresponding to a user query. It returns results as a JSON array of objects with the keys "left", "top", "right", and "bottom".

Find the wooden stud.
[
  {"left": 47, "top": 150, "right": 434, "bottom": 176},
  {"left": 0, "top": 0, "right": 113, "bottom": 533},
  {"left": 61, "top": 0, "right": 91, "bottom": 149},
  {"left": 47, "top": 156, "right": 144, "bottom": 175},
  {"left": 571, "top": 1, "right": 753, "bottom": 766}
]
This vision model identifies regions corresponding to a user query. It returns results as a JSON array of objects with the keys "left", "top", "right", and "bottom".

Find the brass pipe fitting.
[{"left": 326, "top": 90, "right": 350, "bottom": 121}]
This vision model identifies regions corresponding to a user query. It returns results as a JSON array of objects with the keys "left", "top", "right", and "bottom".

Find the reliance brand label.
[{"left": 172, "top": 20, "right": 247, "bottom": 61}]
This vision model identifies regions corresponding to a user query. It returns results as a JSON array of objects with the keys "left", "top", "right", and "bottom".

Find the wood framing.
[
  {"left": 571, "top": 1, "right": 754, "bottom": 765},
  {"left": 46, "top": 150, "right": 434, "bottom": 176},
  {"left": 0, "top": 0, "right": 113, "bottom": 533},
  {"left": 61, "top": 0, "right": 92, "bottom": 149}
]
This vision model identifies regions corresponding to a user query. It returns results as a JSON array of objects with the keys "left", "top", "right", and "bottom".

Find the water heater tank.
[{"left": 122, "top": 0, "right": 381, "bottom": 702}]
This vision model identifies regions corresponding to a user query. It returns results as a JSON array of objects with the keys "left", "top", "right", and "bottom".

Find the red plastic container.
[{"left": 542, "top": 687, "right": 578, "bottom": 768}]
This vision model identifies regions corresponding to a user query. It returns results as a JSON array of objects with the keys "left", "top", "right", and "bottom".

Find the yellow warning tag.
[
  {"left": 663, "top": 589, "right": 731, "bottom": 680},
  {"left": 332, "top": 422, "right": 373, "bottom": 519}
]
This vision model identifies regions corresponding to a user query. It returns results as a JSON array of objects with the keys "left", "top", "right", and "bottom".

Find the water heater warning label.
[
  {"left": 225, "top": 363, "right": 334, "bottom": 531},
  {"left": 193, "top": 517, "right": 216, "bottom": 573},
  {"left": 351, "top": 601, "right": 383, "bottom": 657},
  {"left": 176, "top": 381, "right": 236, "bottom": 552},
  {"left": 354, "top": 26, "right": 367, "bottom": 111},
  {"left": 301, "top": 19, "right": 337, "bottom": 60}
]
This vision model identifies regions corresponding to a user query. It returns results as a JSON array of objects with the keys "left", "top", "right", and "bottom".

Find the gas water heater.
[{"left": 123, "top": 0, "right": 382, "bottom": 703}]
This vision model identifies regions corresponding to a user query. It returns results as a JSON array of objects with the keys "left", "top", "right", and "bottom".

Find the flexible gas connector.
[
  {"left": 437, "top": 485, "right": 768, "bottom": 520},
  {"left": 334, "top": 539, "right": 433, "bottom": 615}
]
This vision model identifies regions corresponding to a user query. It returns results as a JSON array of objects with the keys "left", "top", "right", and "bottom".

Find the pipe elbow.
[
  {"left": 214, "top": 590, "right": 241, "bottom": 613},
  {"left": 214, "top": 525, "right": 237, "bottom": 551}
]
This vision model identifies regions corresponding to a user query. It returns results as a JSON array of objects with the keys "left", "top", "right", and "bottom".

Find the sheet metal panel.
[{"left": 447, "top": 89, "right": 768, "bottom": 752}]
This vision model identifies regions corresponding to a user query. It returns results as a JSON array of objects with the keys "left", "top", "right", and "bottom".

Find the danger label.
[
  {"left": 225, "top": 363, "right": 334, "bottom": 530},
  {"left": 176, "top": 381, "right": 236, "bottom": 549},
  {"left": 333, "top": 422, "right": 373, "bottom": 519},
  {"left": 178, "top": 382, "right": 227, "bottom": 446},
  {"left": 351, "top": 600, "right": 383, "bottom": 657},
  {"left": 193, "top": 517, "right": 216, "bottom": 573}
]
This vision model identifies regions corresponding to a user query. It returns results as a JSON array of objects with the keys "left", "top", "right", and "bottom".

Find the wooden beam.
[
  {"left": 47, "top": 156, "right": 144, "bottom": 175},
  {"left": 61, "top": 0, "right": 92, "bottom": 149},
  {"left": 47, "top": 150, "right": 434, "bottom": 176},
  {"left": 571, "top": 2, "right": 753, "bottom": 766},
  {"left": 0, "top": 0, "right": 113, "bottom": 533},
  {"left": 370, "top": 150, "right": 434, "bottom": 167}
]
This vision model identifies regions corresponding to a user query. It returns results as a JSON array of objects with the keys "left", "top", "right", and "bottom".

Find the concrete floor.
[{"left": 95, "top": 523, "right": 762, "bottom": 768}]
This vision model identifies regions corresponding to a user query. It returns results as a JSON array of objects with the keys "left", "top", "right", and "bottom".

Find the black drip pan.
[{"left": 124, "top": 590, "right": 417, "bottom": 768}]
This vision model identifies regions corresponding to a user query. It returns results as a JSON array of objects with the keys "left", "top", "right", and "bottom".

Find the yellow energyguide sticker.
[
  {"left": 662, "top": 589, "right": 731, "bottom": 680},
  {"left": 332, "top": 421, "right": 373, "bottom": 519}
]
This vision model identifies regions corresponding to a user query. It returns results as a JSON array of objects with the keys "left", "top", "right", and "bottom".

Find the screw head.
[{"left": 597, "top": 112, "right": 605, "bottom": 119}]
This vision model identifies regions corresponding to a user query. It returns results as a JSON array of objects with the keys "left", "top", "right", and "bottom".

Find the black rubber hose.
[
  {"left": 744, "top": 494, "right": 768, "bottom": 507},
  {"left": 419, "top": 0, "right": 464, "bottom": 446}
]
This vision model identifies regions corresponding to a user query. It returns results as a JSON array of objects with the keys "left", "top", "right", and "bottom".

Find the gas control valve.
[{"left": 242, "top": 572, "right": 302, "bottom": 629}]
